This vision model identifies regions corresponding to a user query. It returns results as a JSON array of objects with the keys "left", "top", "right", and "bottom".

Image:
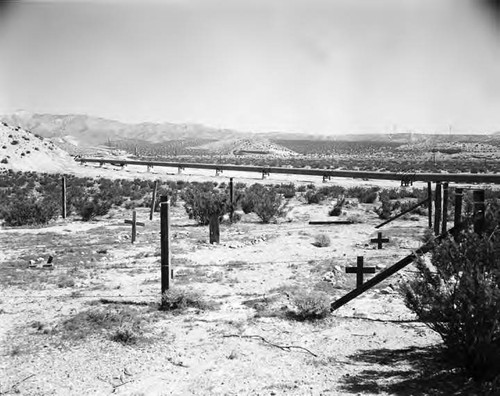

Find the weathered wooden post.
[
  {"left": 229, "top": 177, "right": 234, "bottom": 223},
  {"left": 346, "top": 256, "right": 375, "bottom": 288},
  {"left": 473, "top": 189, "right": 485, "bottom": 234},
  {"left": 441, "top": 182, "right": 449, "bottom": 234},
  {"left": 454, "top": 188, "right": 463, "bottom": 226},
  {"left": 209, "top": 214, "right": 220, "bottom": 244},
  {"left": 160, "top": 196, "right": 171, "bottom": 293},
  {"left": 149, "top": 180, "right": 158, "bottom": 221},
  {"left": 427, "top": 182, "right": 432, "bottom": 229},
  {"left": 61, "top": 176, "right": 67, "bottom": 219},
  {"left": 434, "top": 182, "right": 442, "bottom": 235}
]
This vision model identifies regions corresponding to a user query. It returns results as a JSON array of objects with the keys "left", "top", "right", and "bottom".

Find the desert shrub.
[
  {"left": 77, "top": 195, "right": 112, "bottom": 221},
  {"left": 346, "top": 186, "right": 379, "bottom": 203},
  {"left": 304, "top": 190, "right": 325, "bottom": 204},
  {"left": 318, "top": 185, "right": 345, "bottom": 198},
  {"left": 289, "top": 290, "right": 330, "bottom": 321},
  {"left": 375, "top": 196, "right": 393, "bottom": 219},
  {"left": 297, "top": 185, "right": 306, "bottom": 193},
  {"left": 242, "top": 184, "right": 283, "bottom": 223},
  {"left": 314, "top": 233, "right": 331, "bottom": 247},
  {"left": 402, "top": 206, "right": 500, "bottom": 383},
  {"left": 276, "top": 183, "right": 296, "bottom": 198},
  {"left": 110, "top": 325, "right": 138, "bottom": 345},
  {"left": 181, "top": 183, "right": 230, "bottom": 225},
  {"left": 1, "top": 158, "right": 8, "bottom": 164},
  {"left": 160, "top": 288, "right": 213, "bottom": 311},
  {"left": 1, "top": 197, "right": 59, "bottom": 226}
]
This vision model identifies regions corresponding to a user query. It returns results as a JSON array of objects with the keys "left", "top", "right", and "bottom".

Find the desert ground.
[{"left": 1, "top": 161, "right": 478, "bottom": 396}]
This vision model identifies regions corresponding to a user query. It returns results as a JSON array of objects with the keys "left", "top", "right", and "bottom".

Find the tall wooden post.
[
  {"left": 441, "top": 182, "right": 449, "bottom": 234},
  {"left": 209, "top": 214, "right": 220, "bottom": 244},
  {"left": 434, "top": 182, "right": 442, "bottom": 235},
  {"left": 149, "top": 180, "right": 158, "bottom": 221},
  {"left": 473, "top": 190, "right": 485, "bottom": 234},
  {"left": 229, "top": 177, "right": 234, "bottom": 223},
  {"left": 454, "top": 188, "right": 463, "bottom": 226},
  {"left": 61, "top": 176, "right": 67, "bottom": 219},
  {"left": 427, "top": 182, "right": 432, "bottom": 229},
  {"left": 160, "top": 197, "right": 171, "bottom": 293}
]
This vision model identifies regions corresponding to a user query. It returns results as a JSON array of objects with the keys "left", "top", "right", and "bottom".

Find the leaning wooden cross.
[
  {"left": 370, "top": 231, "right": 389, "bottom": 249},
  {"left": 124, "top": 210, "right": 145, "bottom": 243},
  {"left": 346, "top": 256, "right": 376, "bottom": 288}
]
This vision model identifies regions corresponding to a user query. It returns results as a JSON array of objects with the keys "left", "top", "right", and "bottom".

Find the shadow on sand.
[{"left": 339, "top": 345, "right": 486, "bottom": 395}]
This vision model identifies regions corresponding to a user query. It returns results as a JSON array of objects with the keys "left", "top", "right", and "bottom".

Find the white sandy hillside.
[
  {"left": 196, "top": 138, "right": 299, "bottom": 157},
  {"left": 0, "top": 121, "right": 78, "bottom": 173}
]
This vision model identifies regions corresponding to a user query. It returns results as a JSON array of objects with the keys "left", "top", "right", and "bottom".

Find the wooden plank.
[{"left": 309, "top": 221, "right": 354, "bottom": 225}]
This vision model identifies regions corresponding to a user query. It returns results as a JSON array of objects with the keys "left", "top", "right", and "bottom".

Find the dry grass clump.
[
  {"left": 160, "top": 288, "right": 217, "bottom": 311},
  {"left": 313, "top": 233, "right": 331, "bottom": 247},
  {"left": 60, "top": 305, "right": 145, "bottom": 344},
  {"left": 289, "top": 290, "right": 331, "bottom": 321}
]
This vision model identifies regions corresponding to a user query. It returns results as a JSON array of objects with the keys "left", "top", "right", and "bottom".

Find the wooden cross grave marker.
[
  {"left": 124, "top": 210, "right": 145, "bottom": 243},
  {"left": 371, "top": 232, "right": 389, "bottom": 249},
  {"left": 346, "top": 256, "right": 376, "bottom": 288}
]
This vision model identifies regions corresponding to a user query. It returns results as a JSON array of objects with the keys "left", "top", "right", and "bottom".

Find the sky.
[{"left": 0, "top": 0, "right": 500, "bottom": 135}]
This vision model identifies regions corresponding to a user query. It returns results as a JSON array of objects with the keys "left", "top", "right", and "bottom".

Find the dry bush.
[
  {"left": 160, "top": 288, "right": 216, "bottom": 311},
  {"left": 314, "top": 233, "right": 331, "bottom": 247},
  {"left": 289, "top": 290, "right": 331, "bottom": 321}
]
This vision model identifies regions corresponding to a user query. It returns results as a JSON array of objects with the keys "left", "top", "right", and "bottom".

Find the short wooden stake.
[
  {"left": 209, "top": 214, "right": 220, "bottom": 244},
  {"left": 160, "top": 197, "right": 171, "bottom": 294},
  {"left": 346, "top": 256, "right": 376, "bottom": 288},
  {"left": 124, "top": 211, "right": 145, "bottom": 243},
  {"left": 473, "top": 190, "right": 486, "bottom": 234},
  {"left": 61, "top": 176, "right": 67, "bottom": 219},
  {"left": 150, "top": 180, "right": 158, "bottom": 221},
  {"left": 370, "top": 232, "right": 389, "bottom": 249},
  {"left": 427, "top": 182, "right": 432, "bottom": 229},
  {"left": 434, "top": 182, "right": 442, "bottom": 236},
  {"left": 454, "top": 188, "right": 463, "bottom": 226},
  {"left": 441, "top": 183, "right": 449, "bottom": 234}
]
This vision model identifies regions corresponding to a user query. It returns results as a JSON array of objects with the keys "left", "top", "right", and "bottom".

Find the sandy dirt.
[{"left": 0, "top": 157, "right": 456, "bottom": 396}]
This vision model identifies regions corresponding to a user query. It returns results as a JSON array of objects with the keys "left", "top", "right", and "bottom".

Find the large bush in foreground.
[{"left": 403, "top": 202, "right": 500, "bottom": 383}]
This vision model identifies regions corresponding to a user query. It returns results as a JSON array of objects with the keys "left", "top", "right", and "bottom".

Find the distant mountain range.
[{"left": 2, "top": 111, "right": 499, "bottom": 146}]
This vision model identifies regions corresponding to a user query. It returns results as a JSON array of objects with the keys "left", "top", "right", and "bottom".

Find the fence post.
[
  {"left": 441, "top": 182, "right": 449, "bottom": 234},
  {"left": 61, "top": 176, "right": 67, "bottom": 219},
  {"left": 209, "top": 214, "right": 220, "bottom": 244},
  {"left": 473, "top": 190, "right": 486, "bottom": 234},
  {"left": 427, "top": 182, "right": 432, "bottom": 229},
  {"left": 229, "top": 177, "right": 234, "bottom": 223},
  {"left": 434, "top": 182, "right": 442, "bottom": 235},
  {"left": 160, "top": 196, "right": 171, "bottom": 294},
  {"left": 150, "top": 180, "right": 158, "bottom": 221},
  {"left": 454, "top": 188, "right": 463, "bottom": 226}
]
